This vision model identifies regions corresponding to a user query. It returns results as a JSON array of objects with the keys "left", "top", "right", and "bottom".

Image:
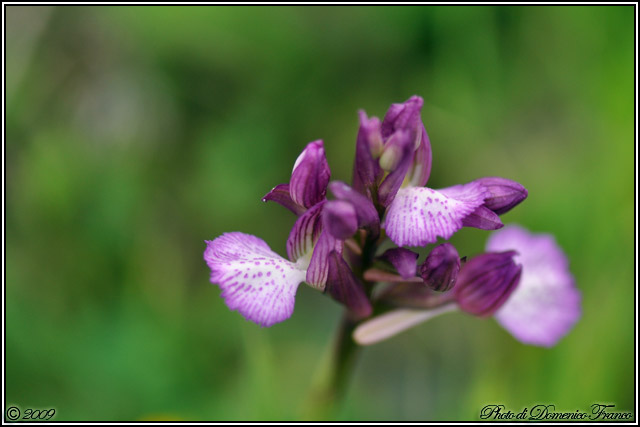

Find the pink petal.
[
  {"left": 487, "top": 225, "right": 581, "bottom": 347},
  {"left": 204, "top": 232, "right": 307, "bottom": 327},
  {"left": 384, "top": 182, "right": 488, "bottom": 247}
]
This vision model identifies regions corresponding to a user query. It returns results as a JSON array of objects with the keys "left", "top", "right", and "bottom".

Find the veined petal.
[
  {"left": 286, "top": 201, "right": 324, "bottom": 261},
  {"left": 487, "top": 225, "right": 581, "bottom": 347},
  {"left": 262, "top": 183, "right": 306, "bottom": 216},
  {"left": 306, "top": 229, "right": 343, "bottom": 291},
  {"left": 384, "top": 182, "right": 488, "bottom": 247},
  {"left": 353, "top": 304, "right": 457, "bottom": 346},
  {"left": 290, "top": 140, "right": 331, "bottom": 209},
  {"left": 352, "top": 111, "right": 383, "bottom": 195},
  {"left": 204, "top": 233, "right": 307, "bottom": 327}
]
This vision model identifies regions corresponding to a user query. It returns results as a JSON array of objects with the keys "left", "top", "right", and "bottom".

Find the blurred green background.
[{"left": 6, "top": 5, "right": 634, "bottom": 421}]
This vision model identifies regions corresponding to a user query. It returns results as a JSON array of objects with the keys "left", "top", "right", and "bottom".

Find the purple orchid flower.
[
  {"left": 352, "top": 96, "right": 528, "bottom": 247},
  {"left": 352, "top": 225, "right": 580, "bottom": 347},
  {"left": 204, "top": 95, "right": 578, "bottom": 353},
  {"left": 205, "top": 140, "right": 371, "bottom": 327}
]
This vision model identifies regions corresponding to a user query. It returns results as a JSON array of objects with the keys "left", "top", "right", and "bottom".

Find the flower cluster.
[{"left": 204, "top": 96, "right": 581, "bottom": 347}]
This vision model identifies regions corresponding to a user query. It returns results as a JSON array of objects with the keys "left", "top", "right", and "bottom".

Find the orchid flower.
[
  {"left": 352, "top": 225, "right": 581, "bottom": 347},
  {"left": 203, "top": 95, "right": 579, "bottom": 360}
]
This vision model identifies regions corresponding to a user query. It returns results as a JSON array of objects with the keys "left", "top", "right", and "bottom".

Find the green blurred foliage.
[{"left": 5, "top": 5, "right": 634, "bottom": 421}]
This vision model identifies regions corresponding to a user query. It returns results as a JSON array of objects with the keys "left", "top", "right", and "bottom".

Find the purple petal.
[
  {"left": 329, "top": 181, "right": 380, "bottom": 238},
  {"left": 474, "top": 177, "right": 528, "bottom": 215},
  {"left": 380, "top": 247, "right": 419, "bottom": 280},
  {"left": 352, "top": 111, "right": 383, "bottom": 195},
  {"left": 487, "top": 225, "right": 581, "bottom": 347},
  {"left": 204, "top": 233, "right": 307, "bottom": 327},
  {"left": 290, "top": 140, "right": 331, "bottom": 209},
  {"left": 262, "top": 183, "right": 306, "bottom": 216},
  {"left": 377, "top": 130, "right": 414, "bottom": 207},
  {"left": 406, "top": 126, "right": 432, "bottom": 187},
  {"left": 420, "top": 243, "right": 461, "bottom": 292},
  {"left": 384, "top": 181, "right": 488, "bottom": 247},
  {"left": 323, "top": 200, "right": 358, "bottom": 240},
  {"left": 454, "top": 251, "right": 522, "bottom": 317},
  {"left": 306, "top": 229, "right": 343, "bottom": 291},
  {"left": 286, "top": 201, "right": 324, "bottom": 261},
  {"left": 462, "top": 206, "right": 504, "bottom": 230},
  {"left": 381, "top": 95, "right": 424, "bottom": 145},
  {"left": 325, "top": 251, "right": 372, "bottom": 319}
]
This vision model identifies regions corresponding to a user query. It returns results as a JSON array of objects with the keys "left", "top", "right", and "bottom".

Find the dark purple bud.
[
  {"left": 380, "top": 247, "right": 419, "bottom": 280},
  {"left": 377, "top": 130, "right": 414, "bottom": 207},
  {"left": 352, "top": 111, "right": 383, "bottom": 195},
  {"left": 289, "top": 140, "right": 331, "bottom": 209},
  {"left": 262, "top": 183, "right": 306, "bottom": 216},
  {"left": 473, "top": 177, "right": 528, "bottom": 215},
  {"left": 326, "top": 250, "right": 372, "bottom": 319},
  {"left": 329, "top": 181, "right": 380, "bottom": 238},
  {"left": 323, "top": 200, "right": 358, "bottom": 240},
  {"left": 462, "top": 206, "right": 504, "bottom": 230},
  {"left": 420, "top": 243, "right": 461, "bottom": 292},
  {"left": 454, "top": 251, "right": 522, "bottom": 317}
]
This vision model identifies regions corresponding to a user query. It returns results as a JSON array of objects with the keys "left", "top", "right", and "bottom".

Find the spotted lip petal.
[
  {"left": 204, "top": 233, "right": 307, "bottom": 327},
  {"left": 487, "top": 225, "right": 581, "bottom": 347},
  {"left": 290, "top": 140, "right": 331, "bottom": 209},
  {"left": 384, "top": 181, "right": 488, "bottom": 247}
]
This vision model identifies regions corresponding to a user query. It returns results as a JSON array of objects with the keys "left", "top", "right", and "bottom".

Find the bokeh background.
[{"left": 6, "top": 5, "right": 635, "bottom": 421}]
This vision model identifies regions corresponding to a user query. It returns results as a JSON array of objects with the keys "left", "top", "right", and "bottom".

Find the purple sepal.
[
  {"left": 306, "top": 229, "right": 343, "bottom": 290},
  {"left": 454, "top": 251, "right": 522, "bottom": 317},
  {"left": 462, "top": 206, "right": 504, "bottom": 230},
  {"left": 262, "top": 183, "right": 306, "bottom": 216},
  {"left": 290, "top": 140, "right": 331, "bottom": 209},
  {"left": 380, "top": 247, "right": 419, "bottom": 280},
  {"left": 329, "top": 181, "right": 380, "bottom": 238},
  {"left": 377, "top": 130, "right": 414, "bottom": 207},
  {"left": 286, "top": 201, "right": 324, "bottom": 261},
  {"left": 420, "top": 243, "right": 461, "bottom": 292},
  {"left": 381, "top": 95, "right": 424, "bottom": 145},
  {"left": 473, "top": 177, "right": 528, "bottom": 215},
  {"left": 325, "top": 250, "right": 372, "bottom": 319},
  {"left": 352, "top": 111, "right": 384, "bottom": 196},
  {"left": 323, "top": 200, "right": 358, "bottom": 240}
]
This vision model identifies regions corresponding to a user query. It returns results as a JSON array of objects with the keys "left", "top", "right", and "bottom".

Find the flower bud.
[
  {"left": 420, "top": 243, "right": 461, "bottom": 292},
  {"left": 473, "top": 177, "right": 528, "bottom": 215},
  {"left": 454, "top": 251, "right": 522, "bottom": 317},
  {"left": 380, "top": 247, "right": 419, "bottom": 280},
  {"left": 323, "top": 200, "right": 358, "bottom": 240}
]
